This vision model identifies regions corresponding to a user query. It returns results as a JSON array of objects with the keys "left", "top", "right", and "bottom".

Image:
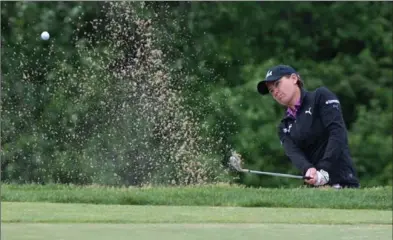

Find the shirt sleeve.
[
  {"left": 315, "top": 87, "right": 347, "bottom": 172},
  {"left": 278, "top": 123, "right": 314, "bottom": 175}
]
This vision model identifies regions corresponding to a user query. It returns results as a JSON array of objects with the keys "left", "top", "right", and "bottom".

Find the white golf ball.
[{"left": 41, "top": 31, "right": 50, "bottom": 40}]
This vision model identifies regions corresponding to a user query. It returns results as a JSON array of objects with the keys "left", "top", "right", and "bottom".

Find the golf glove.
[{"left": 314, "top": 169, "right": 329, "bottom": 186}]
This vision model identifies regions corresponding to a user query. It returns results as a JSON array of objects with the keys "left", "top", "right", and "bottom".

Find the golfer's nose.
[{"left": 273, "top": 88, "right": 279, "bottom": 98}]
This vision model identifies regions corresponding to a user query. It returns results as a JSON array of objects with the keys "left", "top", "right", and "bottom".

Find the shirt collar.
[{"left": 286, "top": 99, "right": 302, "bottom": 117}]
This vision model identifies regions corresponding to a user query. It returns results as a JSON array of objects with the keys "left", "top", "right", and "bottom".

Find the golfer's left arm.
[{"left": 315, "top": 87, "right": 347, "bottom": 173}]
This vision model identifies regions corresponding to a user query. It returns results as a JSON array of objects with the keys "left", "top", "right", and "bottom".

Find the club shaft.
[{"left": 242, "top": 169, "right": 305, "bottom": 179}]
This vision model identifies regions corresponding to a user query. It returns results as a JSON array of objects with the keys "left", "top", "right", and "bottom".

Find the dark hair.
[
  {"left": 283, "top": 74, "right": 303, "bottom": 88},
  {"left": 296, "top": 74, "right": 304, "bottom": 88}
]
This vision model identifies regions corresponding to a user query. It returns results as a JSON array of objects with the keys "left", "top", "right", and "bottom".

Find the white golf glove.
[{"left": 314, "top": 169, "right": 329, "bottom": 186}]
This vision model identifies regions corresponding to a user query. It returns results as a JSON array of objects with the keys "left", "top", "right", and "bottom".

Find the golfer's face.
[{"left": 266, "top": 74, "right": 297, "bottom": 105}]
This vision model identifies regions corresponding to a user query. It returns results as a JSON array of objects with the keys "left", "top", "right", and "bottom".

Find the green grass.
[
  {"left": 2, "top": 202, "right": 392, "bottom": 224},
  {"left": 2, "top": 184, "right": 392, "bottom": 210},
  {"left": 3, "top": 223, "right": 392, "bottom": 240},
  {"left": 2, "top": 202, "right": 392, "bottom": 240},
  {"left": 2, "top": 184, "right": 392, "bottom": 240}
]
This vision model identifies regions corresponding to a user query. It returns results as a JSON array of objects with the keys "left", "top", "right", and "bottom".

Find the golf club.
[{"left": 229, "top": 153, "right": 311, "bottom": 180}]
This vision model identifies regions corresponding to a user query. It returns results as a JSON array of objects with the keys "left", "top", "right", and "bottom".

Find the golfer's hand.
[
  {"left": 304, "top": 167, "right": 317, "bottom": 185},
  {"left": 305, "top": 168, "right": 330, "bottom": 186}
]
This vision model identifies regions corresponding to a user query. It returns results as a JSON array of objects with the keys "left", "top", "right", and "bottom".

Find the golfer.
[{"left": 257, "top": 65, "right": 360, "bottom": 188}]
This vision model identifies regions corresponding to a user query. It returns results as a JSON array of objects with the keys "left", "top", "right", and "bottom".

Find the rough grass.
[{"left": 1, "top": 183, "right": 391, "bottom": 210}]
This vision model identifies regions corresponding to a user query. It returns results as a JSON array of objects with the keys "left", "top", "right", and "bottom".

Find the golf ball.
[{"left": 41, "top": 31, "right": 50, "bottom": 40}]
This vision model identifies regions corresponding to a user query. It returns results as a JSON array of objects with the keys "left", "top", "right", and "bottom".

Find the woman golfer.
[{"left": 257, "top": 65, "right": 360, "bottom": 188}]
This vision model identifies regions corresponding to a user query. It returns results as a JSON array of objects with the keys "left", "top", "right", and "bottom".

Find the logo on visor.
[{"left": 266, "top": 70, "right": 272, "bottom": 78}]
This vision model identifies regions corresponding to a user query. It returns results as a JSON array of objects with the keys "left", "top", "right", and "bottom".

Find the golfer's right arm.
[{"left": 278, "top": 126, "right": 313, "bottom": 175}]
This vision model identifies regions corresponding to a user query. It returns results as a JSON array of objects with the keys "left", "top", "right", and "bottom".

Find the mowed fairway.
[
  {"left": 3, "top": 223, "right": 392, "bottom": 240},
  {"left": 2, "top": 202, "right": 392, "bottom": 240}
]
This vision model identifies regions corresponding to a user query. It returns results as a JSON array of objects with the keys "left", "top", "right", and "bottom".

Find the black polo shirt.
[{"left": 278, "top": 87, "right": 360, "bottom": 188}]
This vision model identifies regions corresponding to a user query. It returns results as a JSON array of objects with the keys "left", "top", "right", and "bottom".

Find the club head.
[{"left": 229, "top": 153, "right": 243, "bottom": 172}]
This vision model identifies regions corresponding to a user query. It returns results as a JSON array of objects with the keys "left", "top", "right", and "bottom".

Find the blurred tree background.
[{"left": 1, "top": 2, "right": 392, "bottom": 188}]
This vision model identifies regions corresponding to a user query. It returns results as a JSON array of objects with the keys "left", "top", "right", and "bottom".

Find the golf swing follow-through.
[
  {"left": 229, "top": 64, "right": 360, "bottom": 188},
  {"left": 229, "top": 151, "right": 311, "bottom": 180}
]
